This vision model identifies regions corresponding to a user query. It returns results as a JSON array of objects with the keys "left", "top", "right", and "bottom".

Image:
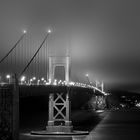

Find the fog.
[{"left": 1, "top": 0, "right": 140, "bottom": 91}]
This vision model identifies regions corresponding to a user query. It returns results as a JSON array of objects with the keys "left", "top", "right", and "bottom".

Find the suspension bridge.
[
  {"left": 0, "top": 29, "right": 108, "bottom": 95},
  {"left": 0, "top": 29, "right": 109, "bottom": 139}
]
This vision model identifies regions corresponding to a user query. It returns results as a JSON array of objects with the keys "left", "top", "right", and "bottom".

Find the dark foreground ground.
[
  {"left": 19, "top": 109, "right": 105, "bottom": 140},
  {"left": 20, "top": 109, "right": 140, "bottom": 140},
  {"left": 86, "top": 108, "right": 140, "bottom": 140}
]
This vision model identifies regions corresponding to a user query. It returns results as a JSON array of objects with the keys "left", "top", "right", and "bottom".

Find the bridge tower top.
[{"left": 48, "top": 56, "right": 70, "bottom": 84}]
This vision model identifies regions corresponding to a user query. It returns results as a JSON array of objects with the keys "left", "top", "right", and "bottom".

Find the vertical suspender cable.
[
  {"left": 46, "top": 37, "right": 49, "bottom": 81},
  {"left": 44, "top": 39, "right": 46, "bottom": 79},
  {"left": 20, "top": 32, "right": 51, "bottom": 77}
]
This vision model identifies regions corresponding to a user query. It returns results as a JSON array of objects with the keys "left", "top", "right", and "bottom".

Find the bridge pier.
[
  {"left": 46, "top": 91, "right": 73, "bottom": 132},
  {"left": 0, "top": 74, "right": 19, "bottom": 140},
  {"left": 46, "top": 56, "right": 73, "bottom": 132},
  {"left": 88, "top": 94, "right": 107, "bottom": 110},
  {"left": 31, "top": 55, "right": 89, "bottom": 136},
  {"left": 31, "top": 87, "right": 89, "bottom": 136}
]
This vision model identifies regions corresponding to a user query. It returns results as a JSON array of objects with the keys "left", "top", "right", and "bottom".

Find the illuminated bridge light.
[
  {"left": 6, "top": 74, "right": 11, "bottom": 84},
  {"left": 37, "top": 79, "right": 40, "bottom": 85},
  {"left": 45, "top": 82, "right": 50, "bottom": 85},
  {"left": 6, "top": 74, "right": 11, "bottom": 79},
  {"left": 47, "top": 29, "right": 52, "bottom": 34},
  {"left": 20, "top": 76, "right": 26, "bottom": 85},
  {"left": 69, "top": 81, "right": 75, "bottom": 86},
  {"left": 48, "top": 80, "right": 51, "bottom": 85},
  {"left": 53, "top": 79, "right": 57, "bottom": 86},
  {"left": 23, "top": 30, "right": 27, "bottom": 34},
  {"left": 8, "top": 75, "right": 108, "bottom": 95},
  {"left": 41, "top": 77, "right": 44, "bottom": 81},
  {"left": 65, "top": 81, "right": 68, "bottom": 86},
  {"left": 48, "top": 78, "right": 51, "bottom": 84},
  {"left": 58, "top": 80, "right": 62, "bottom": 85},
  {"left": 30, "top": 79, "right": 33, "bottom": 82},
  {"left": 61, "top": 81, "right": 64, "bottom": 85},
  {"left": 29, "top": 79, "right": 33, "bottom": 85},
  {"left": 33, "top": 77, "right": 36, "bottom": 80}
]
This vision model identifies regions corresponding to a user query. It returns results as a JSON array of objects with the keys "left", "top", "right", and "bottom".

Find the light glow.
[
  {"left": 30, "top": 79, "right": 33, "bottom": 82},
  {"left": 41, "top": 77, "right": 44, "bottom": 81},
  {"left": 20, "top": 76, "right": 26, "bottom": 81},
  {"left": 6, "top": 74, "right": 10, "bottom": 79},
  {"left": 48, "top": 29, "right": 51, "bottom": 33},
  {"left": 33, "top": 77, "right": 36, "bottom": 80},
  {"left": 23, "top": 30, "right": 27, "bottom": 34}
]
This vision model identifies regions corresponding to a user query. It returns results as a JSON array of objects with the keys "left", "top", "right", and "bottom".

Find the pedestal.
[
  {"left": 31, "top": 88, "right": 89, "bottom": 136},
  {"left": 46, "top": 92, "right": 73, "bottom": 132}
]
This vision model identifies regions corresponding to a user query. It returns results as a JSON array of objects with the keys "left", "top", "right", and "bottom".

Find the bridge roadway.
[
  {"left": 19, "top": 85, "right": 103, "bottom": 98},
  {"left": 19, "top": 85, "right": 105, "bottom": 113}
]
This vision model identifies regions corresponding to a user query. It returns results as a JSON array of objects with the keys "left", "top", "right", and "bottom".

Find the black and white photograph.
[{"left": 0, "top": 0, "right": 140, "bottom": 140}]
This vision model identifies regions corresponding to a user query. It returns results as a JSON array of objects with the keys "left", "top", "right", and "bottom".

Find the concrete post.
[
  {"left": 12, "top": 74, "right": 19, "bottom": 140},
  {"left": 101, "top": 81, "right": 104, "bottom": 93},
  {"left": 65, "top": 92, "right": 72, "bottom": 126},
  {"left": 48, "top": 93, "right": 54, "bottom": 126}
]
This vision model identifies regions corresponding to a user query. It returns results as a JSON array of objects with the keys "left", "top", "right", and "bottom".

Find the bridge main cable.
[
  {"left": 0, "top": 32, "right": 26, "bottom": 64},
  {"left": 19, "top": 30, "right": 51, "bottom": 77}
]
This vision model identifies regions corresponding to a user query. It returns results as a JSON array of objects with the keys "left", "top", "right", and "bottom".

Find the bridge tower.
[
  {"left": 48, "top": 56, "right": 70, "bottom": 83},
  {"left": 46, "top": 55, "right": 73, "bottom": 132}
]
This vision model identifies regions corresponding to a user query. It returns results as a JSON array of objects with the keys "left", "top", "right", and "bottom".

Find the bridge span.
[
  {"left": 0, "top": 30, "right": 108, "bottom": 139},
  {"left": 19, "top": 85, "right": 104, "bottom": 98}
]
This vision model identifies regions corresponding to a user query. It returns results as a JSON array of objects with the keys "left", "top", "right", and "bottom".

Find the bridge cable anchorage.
[
  {"left": 19, "top": 33, "right": 51, "bottom": 77},
  {"left": 0, "top": 33, "right": 26, "bottom": 64}
]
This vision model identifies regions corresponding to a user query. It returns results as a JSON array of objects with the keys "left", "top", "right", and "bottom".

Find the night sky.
[{"left": 1, "top": 0, "right": 140, "bottom": 92}]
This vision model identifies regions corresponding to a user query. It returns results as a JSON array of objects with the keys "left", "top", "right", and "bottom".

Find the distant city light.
[
  {"left": 85, "top": 73, "right": 89, "bottom": 77},
  {"left": 136, "top": 102, "right": 140, "bottom": 108}
]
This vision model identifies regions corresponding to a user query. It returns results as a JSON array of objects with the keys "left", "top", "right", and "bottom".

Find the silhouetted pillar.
[
  {"left": 48, "top": 93, "right": 54, "bottom": 126},
  {"left": 65, "top": 93, "right": 72, "bottom": 126}
]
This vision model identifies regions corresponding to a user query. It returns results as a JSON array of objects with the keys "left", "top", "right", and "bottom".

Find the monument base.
[
  {"left": 46, "top": 125, "right": 73, "bottom": 132},
  {"left": 31, "top": 130, "right": 89, "bottom": 136}
]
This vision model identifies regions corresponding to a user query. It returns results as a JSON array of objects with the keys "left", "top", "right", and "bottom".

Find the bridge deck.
[{"left": 18, "top": 85, "right": 103, "bottom": 98}]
